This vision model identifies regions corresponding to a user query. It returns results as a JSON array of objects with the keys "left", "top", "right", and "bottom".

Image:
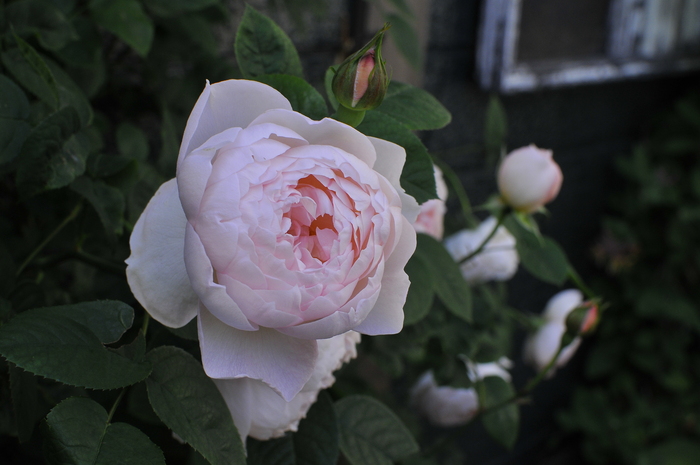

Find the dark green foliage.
[{"left": 559, "top": 91, "right": 700, "bottom": 464}]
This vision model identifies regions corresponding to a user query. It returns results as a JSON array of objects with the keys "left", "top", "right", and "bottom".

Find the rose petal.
[
  {"left": 184, "top": 224, "right": 257, "bottom": 331},
  {"left": 126, "top": 179, "right": 198, "bottom": 328},
  {"left": 198, "top": 306, "right": 318, "bottom": 401},
  {"left": 543, "top": 289, "right": 584, "bottom": 322},
  {"left": 178, "top": 80, "right": 293, "bottom": 167},
  {"left": 212, "top": 378, "right": 253, "bottom": 441},
  {"left": 353, "top": 215, "right": 416, "bottom": 335},
  {"left": 249, "top": 109, "right": 378, "bottom": 169}
]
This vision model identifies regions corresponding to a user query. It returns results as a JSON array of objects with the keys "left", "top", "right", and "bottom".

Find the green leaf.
[
  {"left": 385, "top": 13, "right": 422, "bottom": 70},
  {"left": 247, "top": 436, "right": 295, "bottom": 465},
  {"left": 235, "top": 5, "right": 303, "bottom": 79},
  {"left": 0, "top": 74, "right": 31, "bottom": 164},
  {"left": 143, "top": 0, "right": 218, "bottom": 17},
  {"left": 46, "top": 58, "right": 94, "bottom": 127},
  {"left": 2, "top": 38, "right": 59, "bottom": 108},
  {"left": 173, "top": 15, "right": 219, "bottom": 56},
  {"left": 357, "top": 111, "right": 437, "bottom": 204},
  {"left": 145, "top": 346, "right": 246, "bottom": 465},
  {"left": 637, "top": 439, "right": 700, "bottom": 465},
  {"left": 635, "top": 289, "right": 700, "bottom": 332},
  {"left": 477, "top": 376, "right": 519, "bottom": 449},
  {"left": 335, "top": 395, "right": 418, "bottom": 465},
  {"left": 484, "top": 94, "right": 507, "bottom": 164},
  {"left": 403, "top": 253, "right": 435, "bottom": 325},
  {"left": 415, "top": 234, "right": 472, "bottom": 322},
  {"left": 0, "top": 302, "right": 152, "bottom": 389},
  {"left": 158, "top": 106, "right": 179, "bottom": 176},
  {"left": 9, "top": 363, "right": 40, "bottom": 443},
  {"left": 90, "top": 0, "right": 154, "bottom": 57},
  {"left": 6, "top": 0, "right": 79, "bottom": 51},
  {"left": 255, "top": 74, "right": 327, "bottom": 120},
  {"left": 44, "top": 397, "right": 165, "bottom": 465},
  {"left": 16, "top": 106, "right": 86, "bottom": 198},
  {"left": 70, "top": 176, "right": 125, "bottom": 235},
  {"left": 376, "top": 81, "right": 451, "bottom": 131},
  {"left": 294, "top": 391, "right": 339, "bottom": 465},
  {"left": 385, "top": 0, "right": 413, "bottom": 18},
  {"left": 503, "top": 216, "right": 569, "bottom": 285}
]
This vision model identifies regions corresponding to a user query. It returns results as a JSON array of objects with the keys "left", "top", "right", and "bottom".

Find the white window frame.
[{"left": 476, "top": 0, "right": 700, "bottom": 93}]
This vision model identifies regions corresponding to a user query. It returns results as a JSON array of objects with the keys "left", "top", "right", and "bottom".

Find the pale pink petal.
[
  {"left": 184, "top": 224, "right": 257, "bottom": 331},
  {"left": 249, "top": 109, "right": 378, "bottom": 169},
  {"left": 543, "top": 289, "right": 584, "bottom": 322},
  {"left": 198, "top": 306, "right": 318, "bottom": 401},
  {"left": 353, "top": 215, "right": 416, "bottom": 335},
  {"left": 178, "top": 80, "right": 292, "bottom": 166},
  {"left": 213, "top": 378, "right": 253, "bottom": 442},
  {"left": 126, "top": 179, "right": 198, "bottom": 328}
]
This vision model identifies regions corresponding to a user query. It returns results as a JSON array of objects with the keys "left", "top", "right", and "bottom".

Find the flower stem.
[
  {"left": 458, "top": 210, "right": 507, "bottom": 265},
  {"left": 16, "top": 202, "right": 83, "bottom": 277},
  {"left": 434, "top": 158, "right": 478, "bottom": 228},
  {"left": 567, "top": 266, "right": 596, "bottom": 300},
  {"left": 107, "top": 388, "right": 127, "bottom": 423}
]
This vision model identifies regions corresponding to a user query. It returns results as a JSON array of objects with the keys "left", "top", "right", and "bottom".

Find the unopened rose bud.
[
  {"left": 565, "top": 301, "right": 600, "bottom": 337},
  {"left": 332, "top": 24, "right": 390, "bottom": 111},
  {"left": 497, "top": 145, "right": 563, "bottom": 213}
]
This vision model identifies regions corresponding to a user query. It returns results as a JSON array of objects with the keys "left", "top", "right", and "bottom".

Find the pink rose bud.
[
  {"left": 332, "top": 24, "right": 390, "bottom": 111},
  {"left": 565, "top": 301, "right": 600, "bottom": 336},
  {"left": 497, "top": 145, "right": 563, "bottom": 213}
]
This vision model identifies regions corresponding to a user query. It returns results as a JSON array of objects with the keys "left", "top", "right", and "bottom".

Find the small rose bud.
[
  {"left": 565, "top": 301, "right": 600, "bottom": 337},
  {"left": 332, "top": 24, "right": 390, "bottom": 111},
  {"left": 497, "top": 145, "right": 563, "bottom": 213}
]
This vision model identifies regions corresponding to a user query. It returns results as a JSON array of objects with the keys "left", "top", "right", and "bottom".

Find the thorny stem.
[
  {"left": 458, "top": 210, "right": 508, "bottom": 265},
  {"left": 16, "top": 202, "right": 83, "bottom": 277}
]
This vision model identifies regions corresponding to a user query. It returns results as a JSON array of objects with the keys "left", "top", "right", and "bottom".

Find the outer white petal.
[
  {"left": 543, "top": 289, "right": 584, "bottom": 323},
  {"left": 178, "top": 80, "right": 292, "bottom": 166},
  {"left": 198, "top": 306, "right": 318, "bottom": 402},
  {"left": 353, "top": 215, "right": 417, "bottom": 335},
  {"left": 249, "top": 110, "right": 378, "bottom": 170},
  {"left": 368, "top": 136, "right": 420, "bottom": 223},
  {"left": 126, "top": 179, "right": 198, "bottom": 328},
  {"left": 410, "top": 371, "right": 479, "bottom": 427},
  {"left": 214, "top": 332, "right": 360, "bottom": 441}
]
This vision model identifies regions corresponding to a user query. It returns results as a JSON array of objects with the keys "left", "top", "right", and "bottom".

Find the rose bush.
[
  {"left": 444, "top": 216, "right": 519, "bottom": 283},
  {"left": 126, "top": 79, "right": 419, "bottom": 405},
  {"left": 413, "top": 165, "right": 448, "bottom": 239}
]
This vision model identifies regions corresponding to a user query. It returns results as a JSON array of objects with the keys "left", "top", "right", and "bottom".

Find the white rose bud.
[
  {"left": 523, "top": 289, "right": 583, "bottom": 374},
  {"left": 497, "top": 145, "right": 563, "bottom": 213},
  {"left": 410, "top": 358, "right": 512, "bottom": 427},
  {"left": 413, "top": 165, "right": 448, "bottom": 240},
  {"left": 444, "top": 216, "right": 519, "bottom": 283}
]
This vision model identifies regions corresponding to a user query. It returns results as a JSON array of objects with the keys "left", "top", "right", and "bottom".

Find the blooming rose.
[
  {"left": 523, "top": 289, "right": 583, "bottom": 373},
  {"left": 413, "top": 165, "right": 448, "bottom": 239},
  {"left": 126, "top": 79, "right": 419, "bottom": 406},
  {"left": 215, "top": 331, "right": 360, "bottom": 440},
  {"left": 443, "top": 216, "right": 519, "bottom": 283},
  {"left": 497, "top": 145, "right": 562, "bottom": 213},
  {"left": 410, "top": 358, "right": 513, "bottom": 427}
]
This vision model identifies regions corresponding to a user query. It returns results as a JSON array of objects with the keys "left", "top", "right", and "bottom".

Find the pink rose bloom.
[
  {"left": 126, "top": 80, "right": 419, "bottom": 406},
  {"left": 497, "top": 145, "right": 562, "bottom": 213},
  {"left": 413, "top": 165, "right": 448, "bottom": 239},
  {"left": 523, "top": 289, "right": 584, "bottom": 374}
]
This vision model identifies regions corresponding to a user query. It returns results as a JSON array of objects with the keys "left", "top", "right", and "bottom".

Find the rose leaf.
[
  {"left": 0, "top": 302, "right": 153, "bottom": 389},
  {"left": 0, "top": 74, "right": 31, "bottom": 165},
  {"left": 235, "top": 5, "right": 304, "bottom": 79},
  {"left": 70, "top": 176, "right": 126, "bottom": 236},
  {"left": 415, "top": 233, "right": 473, "bottom": 323},
  {"left": 44, "top": 397, "right": 165, "bottom": 465},
  {"left": 294, "top": 391, "right": 339, "bottom": 465},
  {"left": 335, "top": 395, "right": 418, "bottom": 465},
  {"left": 89, "top": 0, "right": 154, "bottom": 58},
  {"left": 476, "top": 376, "right": 519, "bottom": 450},
  {"left": 255, "top": 74, "right": 328, "bottom": 120},
  {"left": 375, "top": 81, "right": 451, "bottom": 131},
  {"left": 145, "top": 346, "right": 246, "bottom": 465},
  {"left": 403, "top": 253, "right": 435, "bottom": 326},
  {"left": 247, "top": 436, "right": 295, "bottom": 465},
  {"left": 357, "top": 111, "right": 437, "bottom": 204}
]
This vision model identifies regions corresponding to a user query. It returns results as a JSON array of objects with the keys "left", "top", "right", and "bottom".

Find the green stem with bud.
[{"left": 458, "top": 210, "right": 508, "bottom": 264}]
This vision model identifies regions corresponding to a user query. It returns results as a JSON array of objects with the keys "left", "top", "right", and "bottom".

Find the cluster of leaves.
[{"left": 558, "top": 91, "right": 700, "bottom": 464}]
